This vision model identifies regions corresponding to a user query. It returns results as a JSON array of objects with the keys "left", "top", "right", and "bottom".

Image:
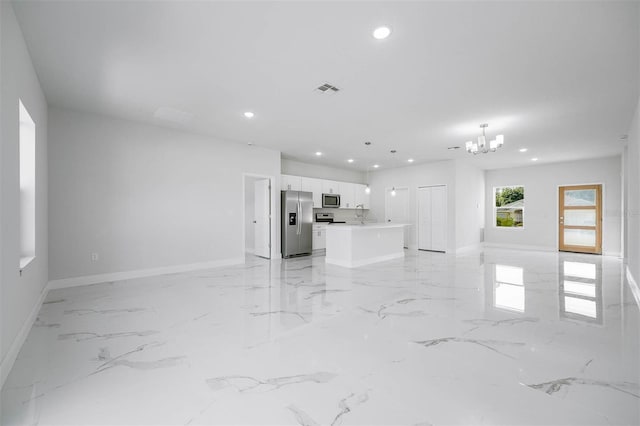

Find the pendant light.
[
  {"left": 364, "top": 141, "right": 372, "bottom": 194},
  {"left": 390, "top": 149, "right": 397, "bottom": 197}
]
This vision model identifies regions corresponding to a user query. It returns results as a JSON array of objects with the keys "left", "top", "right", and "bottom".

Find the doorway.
[
  {"left": 243, "top": 175, "right": 272, "bottom": 259},
  {"left": 385, "top": 187, "right": 409, "bottom": 248},
  {"left": 558, "top": 184, "right": 602, "bottom": 254},
  {"left": 417, "top": 185, "right": 447, "bottom": 252}
]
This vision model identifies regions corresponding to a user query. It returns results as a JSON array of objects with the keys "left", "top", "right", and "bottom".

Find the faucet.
[{"left": 355, "top": 204, "right": 366, "bottom": 225}]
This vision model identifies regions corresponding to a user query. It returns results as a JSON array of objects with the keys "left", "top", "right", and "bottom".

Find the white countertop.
[{"left": 325, "top": 223, "right": 409, "bottom": 230}]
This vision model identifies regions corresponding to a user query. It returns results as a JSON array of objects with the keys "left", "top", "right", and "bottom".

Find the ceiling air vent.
[{"left": 316, "top": 83, "right": 340, "bottom": 93}]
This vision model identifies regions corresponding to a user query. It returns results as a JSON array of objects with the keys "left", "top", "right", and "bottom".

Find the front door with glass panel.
[{"left": 559, "top": 185, "right": 602, "bottom": 254}]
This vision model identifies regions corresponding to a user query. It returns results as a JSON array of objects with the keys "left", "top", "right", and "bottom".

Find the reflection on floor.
[{"left": 2, "top": 248, "right": 639, "bottom": 425}]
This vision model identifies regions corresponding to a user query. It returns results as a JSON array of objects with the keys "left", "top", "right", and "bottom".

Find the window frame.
[{"left": 494, "top": 185, "right": 525, "bottom": 229}]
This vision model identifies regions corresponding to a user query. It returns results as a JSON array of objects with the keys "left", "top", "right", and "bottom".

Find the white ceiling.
[{"left": 13, "top": 1, "right": 639, "bottom": 171}]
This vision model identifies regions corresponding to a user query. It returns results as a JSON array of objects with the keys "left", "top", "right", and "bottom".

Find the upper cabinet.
[
  {"left": 281, "top": 174, "right": 301, "bottom": 191},
  {"left": 340, "top": 182, "right": 356, "bottom": 209},
  {"left": 321, "top": 180, "right": 340, "bottom": 195},
  {"left": 300, "top": 177, "right": 323, "bottom": 208},
  {"left": 281, "top": 174, "right": 369, "bottom": 209}
]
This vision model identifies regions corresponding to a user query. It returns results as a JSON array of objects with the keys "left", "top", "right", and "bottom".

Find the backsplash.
[{"left": 313, "top": 208, "right": 378, "bottom": 223}]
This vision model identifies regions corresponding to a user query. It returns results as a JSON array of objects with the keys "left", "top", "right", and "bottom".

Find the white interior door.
[
  {"left": 418, "top": 188, "right": 432, "bottom": 250},
  {"left": 386, "top": 187, "right": 409, "bottom": 248},
  {"left": 418, "top": 185, "right": 447, "bottom": 252},
  {"left": 254, "top": 179, "right": 270, "bottom": 258},
  {"left": 430, "top": 186, "right": 447, "bottom": 251}
]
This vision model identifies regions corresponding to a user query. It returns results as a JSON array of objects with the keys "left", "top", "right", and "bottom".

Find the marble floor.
[{"left": 1, "top": 248, "right": 639, "bottom": 425}]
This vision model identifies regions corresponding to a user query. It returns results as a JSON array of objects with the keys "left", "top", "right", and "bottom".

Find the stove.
[{"left": 315, "top": 213, "right": 344, "bottom": 224}]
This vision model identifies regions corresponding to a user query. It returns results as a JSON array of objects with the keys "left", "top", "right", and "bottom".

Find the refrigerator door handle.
[{"left": 297, "top": 201, "right": 302, "bottom": 235}]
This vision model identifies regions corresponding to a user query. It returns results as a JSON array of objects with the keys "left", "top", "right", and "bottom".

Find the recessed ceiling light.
[
  {"left": 373, "top": 164, "right": 380, "bottom": 168},
  {"left": 243, "top": 111, "right": 254, "bottom": 118},
  {"left": 373, "top": 26, "right": 391, "bottom": 40},
  {"left": 519, "top": 148, "right": 528, "bottom": 152},
  {"left": 408, "top": 158, "right": 414, "bottom": 163},
  {"left": 347, "top": 159, "right": 354, "bottom": 163},
  {"left": 315, "top": 152, "right": 322, "bottom": 156},
  {"left": 531, "top": 158, "right": 538, "bottom": 161}
]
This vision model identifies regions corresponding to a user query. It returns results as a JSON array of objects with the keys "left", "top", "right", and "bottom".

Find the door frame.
[
  {"left": 557, "top": 183, "right": 604, "bottom": 254},
  {"left": 417, "top": 184, "right": 448, "bottom": 253},
  {"left": 242, "top": 173, "right": 277, "bottom": 260}
]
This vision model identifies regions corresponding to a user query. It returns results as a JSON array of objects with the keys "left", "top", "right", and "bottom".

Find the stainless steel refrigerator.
[{"left": 281, "top": 190, "right": 313, "bottom": 258}]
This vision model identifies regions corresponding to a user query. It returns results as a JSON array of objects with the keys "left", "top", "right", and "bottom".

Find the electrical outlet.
[{"left": 91, "top": 253, "right": 99, "bottom": 262}]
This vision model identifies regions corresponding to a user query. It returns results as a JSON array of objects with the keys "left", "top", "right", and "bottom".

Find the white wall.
[
  {"left": 1, "top": 1, "right": 49, "bottom": 386},
  {"left": 282, "top": 159, "right": 366, "bottom": 184},
  {"left": 484, "top": 156, "right": 622, "bottom": 255},
  {"left": 369, "top": 160, "right": 457, "bottom": 252},
  {"left": 48, "top": 107, "right": 281, "bottom": 281},
  {"left": 625, "top": 100, "right": 639, "bottom": 281},
  {"left": 624, "top": 7, "right": 640, "bottom": 284},
  {"left": 455, "top": 161, "right": 485, "bottom": 251}
]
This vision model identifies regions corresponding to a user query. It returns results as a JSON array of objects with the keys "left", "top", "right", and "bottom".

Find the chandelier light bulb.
[
  {"left": 478, "top": 135, "right": 486, "bottom": 150},
  {"left": 391, "top": 187, "right": 396, "bottom": 197},
  {"left": 365, "top": 185, "right": 371, "bottom": 194}
]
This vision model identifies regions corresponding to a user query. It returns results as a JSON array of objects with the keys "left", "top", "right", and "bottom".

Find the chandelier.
[{"left": 465, "top": 123, "right": 504, "bottom": 154}]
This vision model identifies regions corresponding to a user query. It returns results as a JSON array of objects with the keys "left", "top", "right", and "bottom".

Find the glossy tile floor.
[{"left": 2, "top": 248, "right": 639, "bottom": 425}]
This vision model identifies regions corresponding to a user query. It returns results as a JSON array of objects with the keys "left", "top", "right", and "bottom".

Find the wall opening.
[{"left": 19, "top": 99, "right": 36, "bottom": 269}]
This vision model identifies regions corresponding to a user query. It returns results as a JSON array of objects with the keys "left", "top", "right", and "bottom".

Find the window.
[
  {"left": 19, "top": 100, "right": 36, "bottom": 269},
  {"left": 495, "top": 186, "right": 524, "bottom": 227}
]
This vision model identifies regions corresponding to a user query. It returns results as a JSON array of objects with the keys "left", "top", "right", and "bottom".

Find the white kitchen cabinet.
[
  {"left": 281, "top": 174, "right": 301, "bottom": 191},
  {"left": 312, "top": 224, "right": 326, "bottom": 250},
  {"left": 321, "top": 180, "right": 340, "bottom": 195},
  {"left": 301, "top": 177, "right": 323, "bottom": 208},
  {"left": 340, "top": 182, "right": 356, "bottom": 209},
  {"left": 354, "top": 184, "right": 371, "bottom": 209},
  {"left": 281, "top": 174, "right": 367, "bottom": 209}
]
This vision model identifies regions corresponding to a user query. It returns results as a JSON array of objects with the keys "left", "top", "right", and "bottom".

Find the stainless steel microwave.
[{"left": 322, "top": 193, "right": 340, "bottom": 208}]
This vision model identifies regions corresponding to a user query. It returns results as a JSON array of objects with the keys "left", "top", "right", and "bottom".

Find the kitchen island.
[{"left": 325, "top": 223, "right": 407, "bottom": 268}]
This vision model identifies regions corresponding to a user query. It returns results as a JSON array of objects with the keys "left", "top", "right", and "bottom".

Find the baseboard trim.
[
  {"left": 456, "top": 243, "right": 481, "bottom": 254},
  {"left": 48, "top": 257, "right": 245, "bottom": 290},
  {"left": 0, "top": 284, "right": 48, "bottom": 389},
  {"left": 483, "top": 243, "right": 622, "bottom": 258},
  {"left": 626, "top": 266, "right": 640, "bottom": 309},
  {"left": 482, "top": 242, "right": 556, "bottom": 252},
  {"left": 603, "top": 251, "right": 622, "bottom": 258}
]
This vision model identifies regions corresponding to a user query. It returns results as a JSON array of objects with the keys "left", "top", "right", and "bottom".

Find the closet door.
[
  {"left": 418, "top": 188, "right": 433, "bottom": 250},
  {"left": 430, "top": 186, "right": 447, "bottom": 252},
  {"left": 418, "top": 186, "right": 447, "bottom": 252}
]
